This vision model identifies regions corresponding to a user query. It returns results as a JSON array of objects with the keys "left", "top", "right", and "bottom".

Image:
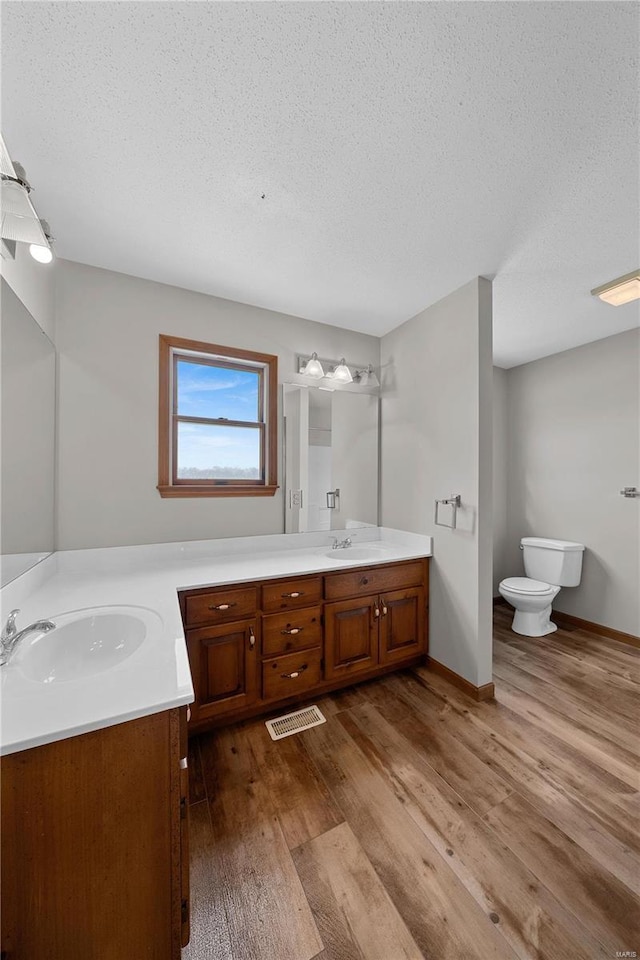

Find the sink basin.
[
  {"left": 18, "top": 606, "right": 161, "bottom": 684},
  {"left": 324, "top": 546, "right": 393, "bottom": 562}
]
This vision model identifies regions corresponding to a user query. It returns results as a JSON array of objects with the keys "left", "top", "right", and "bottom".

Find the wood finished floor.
[{"left": 183, "top": 607, "right": 640, "bottom": 960}]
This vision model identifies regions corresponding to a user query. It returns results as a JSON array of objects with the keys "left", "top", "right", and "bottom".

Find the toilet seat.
[{"left": 500, "top": 576, "right": 555, "bottom": 596}]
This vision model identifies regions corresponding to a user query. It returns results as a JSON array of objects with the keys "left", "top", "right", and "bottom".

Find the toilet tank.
[{"left": 521, "top": 537, "right": 585, "bottom": 586}]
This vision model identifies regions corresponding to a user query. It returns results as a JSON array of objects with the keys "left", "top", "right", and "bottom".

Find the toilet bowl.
[
  {"left": 498, "top": 577, "right": 560, "bottom": 636},
  {"left": 499, "top": 537, "right": 585, "bottom": 638}
]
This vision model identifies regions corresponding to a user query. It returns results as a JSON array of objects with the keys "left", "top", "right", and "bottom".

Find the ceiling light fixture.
[
  {"left": 591, "top": 270, "right": 640, "bottom": 306},
  {"left": 1, "top": 134, "right": 53, "bottom": 256}
]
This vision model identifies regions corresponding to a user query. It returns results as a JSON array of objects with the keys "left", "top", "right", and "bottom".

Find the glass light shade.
[
  {"left": 332, "top": 359, "right": 353, "bottom": 383},
  {"left": 591, "top": 271, "right": 640, "bottom": 306},
  {"left": 303, "top": 352, "right": 324, "bottom": 378},
  {"left": 359, "top": 364, "right": 380, "bottom": 387},
  {"left": 29, "top": 243, "right": 53, "bottom": 264},
  {"left": 1, "top": 180, "right": 48, "bottom": 245}
]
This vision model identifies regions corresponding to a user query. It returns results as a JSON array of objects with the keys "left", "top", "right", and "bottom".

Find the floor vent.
[{"left": 265, "top": 705, "right": 327, "bottom": 741}]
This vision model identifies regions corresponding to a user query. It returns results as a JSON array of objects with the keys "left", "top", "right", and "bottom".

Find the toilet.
[{"left": 499, "top": 537, "right": 585, "bottom": 637}]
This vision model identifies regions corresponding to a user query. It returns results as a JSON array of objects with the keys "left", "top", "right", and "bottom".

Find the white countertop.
[{"left": 0, "top": 527, "right": 432, "bottom": 755}]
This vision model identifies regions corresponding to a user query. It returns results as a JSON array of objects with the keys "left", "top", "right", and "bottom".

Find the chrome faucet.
[
  {"left": 0, "top": 609, "right": 56, "bottom": 666},
  {"left": 330, "top": 536, "right": 353, "bottom": 550}
]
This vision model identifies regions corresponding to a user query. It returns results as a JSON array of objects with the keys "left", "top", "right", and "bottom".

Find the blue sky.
[
  {"left": 176, "top": 360, "right": 260, "bottom": 472},
  {"left": 176, "top": 360, "right": 259, "bottom": 421}
]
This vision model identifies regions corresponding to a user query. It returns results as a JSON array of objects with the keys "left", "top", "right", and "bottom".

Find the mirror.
[
  {"left": 283, "top": 384, "right": 379, "bottom": 533},
  {"left": 1, "top": 278, "right": 56, "bottom": 586}
]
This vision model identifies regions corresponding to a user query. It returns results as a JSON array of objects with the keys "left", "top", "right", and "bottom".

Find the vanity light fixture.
[
  {"left": 331, "top": 359, "right": 353, "bottom": 383},
  {"left": 591, "top": 270, "right": 640, "bottom": 306},
  {"left": 1, "top": 135, "right": 53, "bottom": 257},
  {"left": 301, "top": 352, "right": 325, "bottom": 378},
  {"left": 297, "top": 353, "right": 376, "bottom": 388},
  {"left": 29, "top": 220, "right": 54, "bottom": 264},
  {"left": 354, "top": 364, "right": 380, "bottom": 388}
]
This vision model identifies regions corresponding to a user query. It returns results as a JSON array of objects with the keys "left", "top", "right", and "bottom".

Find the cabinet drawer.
[
  {"left": 324, "top": 560, "right": 425, "bottom": 602},
  {"left": 262, "top": 606, "right": 322, "bottom": 657},
  {"left": 261, "top": 576, "right": 322, "bottom": 613},
  {"left": 262, "top": 648, "right": 322, "bottom": 702},
  {"left": 183, "top": 586, "right": 257, "bottom": 628}
]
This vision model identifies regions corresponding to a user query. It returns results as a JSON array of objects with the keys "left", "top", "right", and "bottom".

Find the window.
[{"left": 158, "top": 335, "right": 278, "bottom": 497}]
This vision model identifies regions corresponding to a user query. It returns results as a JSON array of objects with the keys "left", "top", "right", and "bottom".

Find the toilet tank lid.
[{"left": 520, "top": 537, "right": 585, "bottom": 552}]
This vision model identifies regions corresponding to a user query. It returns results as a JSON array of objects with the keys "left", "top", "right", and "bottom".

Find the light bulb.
[
  {"left": 29, "top": 243, "right": 53, "bottom": 264},
  {"left": 332, "top": 359, "right": 353, "bottom": 383},
  {"left": 303, "top": 352, "right": 324, "bottom": 378}
]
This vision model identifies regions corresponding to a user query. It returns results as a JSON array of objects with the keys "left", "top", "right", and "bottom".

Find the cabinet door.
[
  {"left": 379, "top": 587, "right": 426, "bottom": 666},
  {"left": 187, "top": 619, "right": 258, "bottom": 721},
  {"left": 324, "top": 596, "right": 379, "bottom": 680}
]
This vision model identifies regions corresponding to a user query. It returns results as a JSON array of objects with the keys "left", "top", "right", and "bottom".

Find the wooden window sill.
[{"left": 157, "top": 484, "right": 279, "bottom": 499}]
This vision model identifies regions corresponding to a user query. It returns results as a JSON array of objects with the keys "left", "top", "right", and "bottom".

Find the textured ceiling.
[{"left": 1, "top": 1, "right": 638, "bottom": 367}]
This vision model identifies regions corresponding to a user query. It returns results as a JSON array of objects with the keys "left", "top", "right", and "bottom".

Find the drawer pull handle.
[
  {"left": 209, "top": 602, "right": 237, "bottom": 611},
  {"left": 249, "top": 627, "right": 256, "bottom": 649},
  {"left": 281, "top": 664, "right": 308, "bottom": 679},
  {"left": 281, "top": 626, "right": 303, "bottom": 635},
  {"left": 374, "top": 604, "right": 380, "bottom": 619},
  {"left": 282, "top": 591, "right": 304, "bottom": 599},
  {"left": 381, "top": 599, "right": 388, "bottom": 617}
]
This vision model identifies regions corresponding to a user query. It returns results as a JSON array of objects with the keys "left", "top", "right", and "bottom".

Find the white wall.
[
  {"left": 0, "top": 280, "right": 55, "bottom": 557},
  {"left": 380, "top": 277, "right": 493, "bottom": 687},
  {"left": 1, "top": 242, "right": 55, "bottom": 340},
  {"left": 505, "top": 328, "right": 640, "bottom": 636},
  {"left": 55, "top": 260, "right": 379, "bottom": 549},
  {"left": 492, "top": 366, "right": 509, "bottom": 594}
]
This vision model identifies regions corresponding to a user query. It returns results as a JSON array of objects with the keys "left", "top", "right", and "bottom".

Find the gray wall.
[
  {"left": 492, "top": 366, "right": 509, "bottom": 594},
  {"left": 0, "top": 280, "right": 55, "bottom": 556},
  {"left": 380, "top": 277, "right": 493, "bottom": 687},
  {"left": 504, "top": 328, "right": 640, "bottom": 636},
  {"left": 55, "top": 260, "right": 379, "bottom": 549}
]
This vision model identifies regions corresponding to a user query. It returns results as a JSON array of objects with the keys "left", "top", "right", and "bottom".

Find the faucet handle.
[{"left": 2, "top": 609, "right": 20, "bottom": 641}]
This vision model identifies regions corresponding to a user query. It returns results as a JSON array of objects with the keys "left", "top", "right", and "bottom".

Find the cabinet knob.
[
  {"left": 360, "top": 577, "right": 369, "bottom": 586},
  {"left": 373, "top": 604, "right": 380, "bottom": 619},
  {"left": 281, "top": 626, "right": 303, "bottom": 635},
  {"left": 248, "top": 628, "right": 256, "bottom": 649},
  {"left": 381, "top": 599, "right": 388, "bottom": 617},
  {"left": 209, "top": 601, "right": 237, "bottom": 611},
  {"left": 282, "top": 591, "right": 303, "bottom": 599}
]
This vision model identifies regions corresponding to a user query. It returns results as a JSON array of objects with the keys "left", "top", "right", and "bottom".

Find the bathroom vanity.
[
  {"left": 181, "top": 556, "right": 429, "bottom": 732},
  {"left": 1, "top": 707, "right": 190, "bottom": 960},
  {"left": 0, "top": 528, "right": 431, "bottom": 960}
]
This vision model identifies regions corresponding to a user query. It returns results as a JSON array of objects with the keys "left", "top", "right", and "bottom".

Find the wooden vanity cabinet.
[
  {"left": 324, "top": 585, "right": 426, "bottom": 679},
  {"left": 181, "top": 558, "right": 429, "bottom": 731},
  {"left": 1, "top": 707, "right": 190, "bottom": 960},
  {"left": 186, "top": 618, "right": 258, "bottom": 722},
  {"left": 324, "top": 596, "right": 380, "bottom": 679},
  {"left": 379, "top": 586, "right": 426, "bottom": 665}
]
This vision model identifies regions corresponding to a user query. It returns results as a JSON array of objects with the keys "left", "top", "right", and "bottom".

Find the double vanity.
[{"left": 0, "top": 527, "right": 432, "bottom": 960}]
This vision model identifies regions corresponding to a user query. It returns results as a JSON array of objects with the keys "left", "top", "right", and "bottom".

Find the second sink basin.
[{"left": 18, "top": 606, "right": 161, "bottom": 684}]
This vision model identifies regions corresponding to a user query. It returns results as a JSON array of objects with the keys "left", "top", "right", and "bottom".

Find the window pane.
[
  {"left": 176, "top": 359, "right": 260, "bottom": 421},
  {"left": 176, "top": 422, "right": 261, "bottom": 480}
]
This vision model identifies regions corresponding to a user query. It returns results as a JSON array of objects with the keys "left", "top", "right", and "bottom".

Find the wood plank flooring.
[{"left": 183, "top": 607, "right": 640, "bottom": 960}]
